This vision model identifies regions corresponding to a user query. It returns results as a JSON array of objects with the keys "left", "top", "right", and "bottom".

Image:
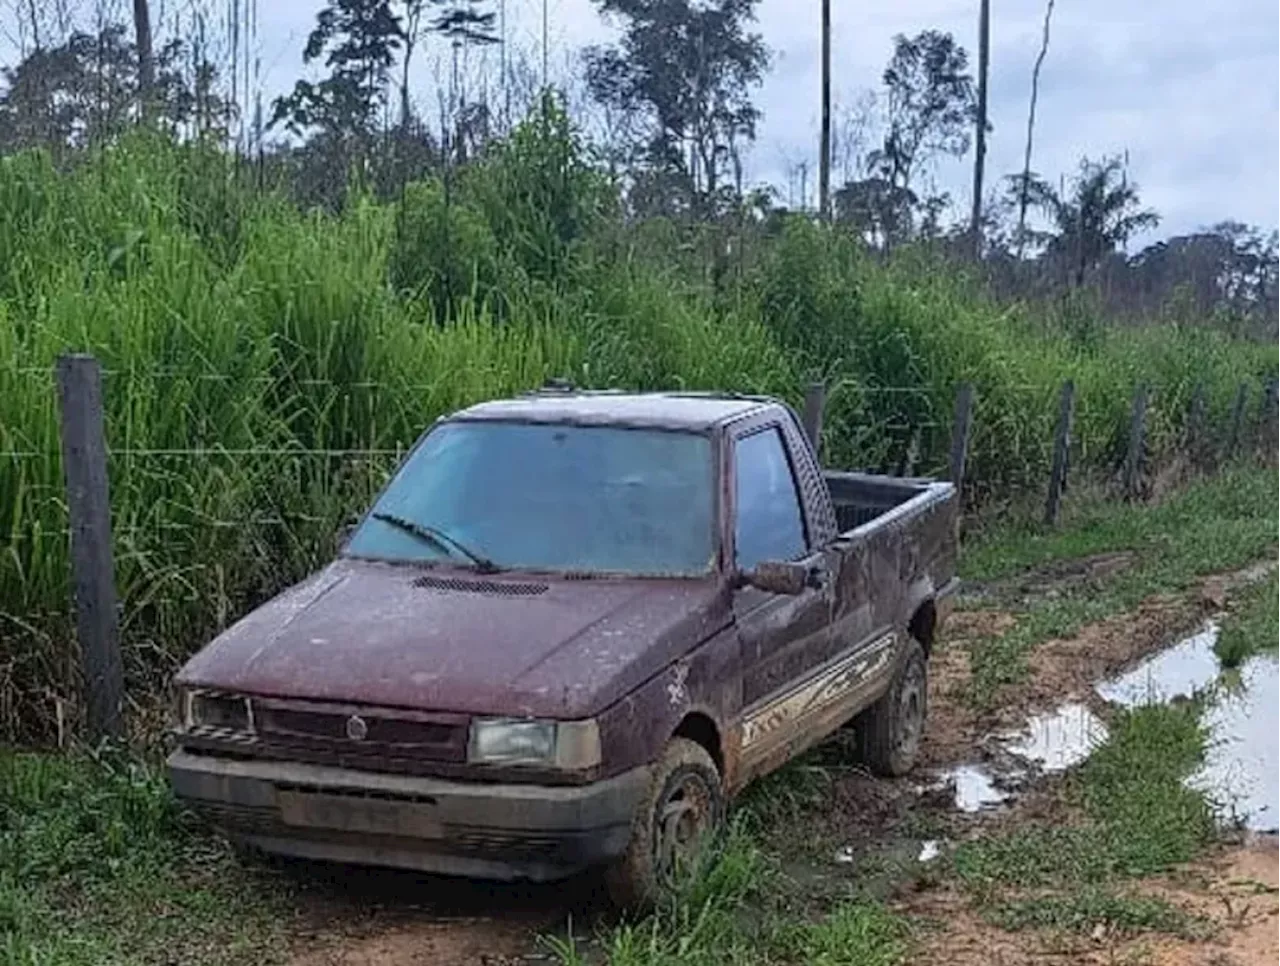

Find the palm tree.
[{"left": 1017, "top": 155, "right": 1159, "bottom": 288}]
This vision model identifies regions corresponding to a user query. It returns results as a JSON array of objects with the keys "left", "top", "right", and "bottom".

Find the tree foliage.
[
  {"left": 0, "top": 26, "right": 227, "bottom": 156},
  {"left": 872, "top": 30, "right": 978, "bottom": 193},
  {"left": 584, "top": 0, "right": 769, "bottom": 216},
  {"left": 1014, "top": 155, "right": 1160, "bottom": 287}
]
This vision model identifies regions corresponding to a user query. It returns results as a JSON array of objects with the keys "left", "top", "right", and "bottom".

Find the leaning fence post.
[
  {"left": 1227, "top": 382, "right": 1249, "bottom": 461},
  {"left": 55, "top": 354, "right": 123, "bottom": 740},
  {"left": 1044, "top": 380, "right": 1075, "bottom": 526},
  {"left": 1259, "top": 376, "right": 1278, "bottom": 462},
  {"left": 1123, "top": 383, "right": 1149, "bottom": 502},
  {"left": 802, "top": 381, "right": 826, "bottom": 458},
  {"left": 948, "top": 383, "right": 975, "bottom": 489}
]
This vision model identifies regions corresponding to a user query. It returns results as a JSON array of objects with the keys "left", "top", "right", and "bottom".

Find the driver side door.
[{"left": 731, "top": 424, "right": 836, "bottom": 782}]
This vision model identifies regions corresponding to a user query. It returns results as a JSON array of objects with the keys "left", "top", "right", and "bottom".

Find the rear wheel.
[
  {"left": 604, "top": 737, "right": 724, "bottom": 911},
  {"left": 855, "top": 637, "right": 927, "bottom": 777}
]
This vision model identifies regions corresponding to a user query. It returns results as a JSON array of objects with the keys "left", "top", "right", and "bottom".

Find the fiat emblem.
[{"left": 345, "top": 715, "right": 368, "bottom": 741}]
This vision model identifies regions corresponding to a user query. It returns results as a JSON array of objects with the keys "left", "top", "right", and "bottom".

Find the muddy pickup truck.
[{"left": 168, "top": 389, "right": 958, "bottom": 906}]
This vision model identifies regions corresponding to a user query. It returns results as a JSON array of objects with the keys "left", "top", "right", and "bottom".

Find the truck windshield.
[{"left": 344, "top": 422, "right": 716, "bottom": 576}]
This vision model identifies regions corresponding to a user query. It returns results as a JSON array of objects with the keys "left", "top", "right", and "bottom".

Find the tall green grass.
[{"left": 0, "top": 122, "right": 1274, "bottom": 740}]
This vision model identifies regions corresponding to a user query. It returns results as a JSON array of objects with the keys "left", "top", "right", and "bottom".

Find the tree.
[
  {"left": 583, "top": 0, "right": 769, "bottom": 217},
  {"left": 968, "top": 0, "right": 989, "bottom": 257},
  {"left": 1015, "top": 155, "right": 1160, "bottom": 288},
  {"left": 132, "top": 0, "right": 154, "bottom": 113},
  {"left": 870, "top": 30, "right": 977, "bottom": 198},
  {"left": 271, "top": 0, "right": 404, "bottom": 149},
  {"left": 832, "top": 176, "right": 916, "bottom": 248},
  {"left": 1016, "top": 0, "right": 1056, "bottom": 257},
  {"left": 0, "top": 25, "right": 228, "bottom": 156}
]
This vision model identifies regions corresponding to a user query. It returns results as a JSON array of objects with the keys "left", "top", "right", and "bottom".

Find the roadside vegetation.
[
  {"left": 2, "top": 123, "right": 1276, "bottom": 743},
  {"left": 958, "top": 466, "right": 1278, "bottom": 708}
]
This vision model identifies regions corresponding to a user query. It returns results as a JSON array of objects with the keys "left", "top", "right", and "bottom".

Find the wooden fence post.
[
  {"left": 1185, "top": 382, "right": 1207, "bottom": 473},
  {"left": 1259, "top": 376, "right": 1278, "bottom": 461},
  {"left": 1123, "top": 383, "right": 1149, "bottom": 502},
  {"left": 948, "top": 383, "right": 975, "bottom": 489},
  {"left": 802, "top": 382, "right": 826, "bottom": 458},
  {"left": 55, "top": 354, "right": 123, "bottom": 740},
  {"left": 1044, "top": 380, "right": 1075, "bottom": 526},
  {"left": 1227, "top": 382, "right": 1249, "bottom": 461}
]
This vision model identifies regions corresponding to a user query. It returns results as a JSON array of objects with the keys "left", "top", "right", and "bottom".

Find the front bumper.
[{"left": 168, "top": 749, "right": 648, "bottom": 882}]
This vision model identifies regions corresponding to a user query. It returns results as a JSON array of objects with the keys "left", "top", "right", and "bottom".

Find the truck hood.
[{"left": 176, "top": 558, "right": 730, "bottom": 718}]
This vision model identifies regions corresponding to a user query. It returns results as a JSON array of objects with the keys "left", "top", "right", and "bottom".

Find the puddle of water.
[
  {"left": 1189, "top": 655, "right": 1279, "bottom": 833},
  {"left": 1002, "top": 702, "right": 1109, "bottom": 772},
  {"left": 1096, "top": 621, "right": 1278, "bottom": 833},
  {"left": 1096, "top": 622, "right": 1221, "bottom": 705},
  {"left": 938, "top": 764, "right": 1009, "bottom": 812},
  {"left": 939, "top": 622, "right": 1277, "bottom": 830}
]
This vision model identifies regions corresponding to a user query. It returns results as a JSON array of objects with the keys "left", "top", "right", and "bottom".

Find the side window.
[{"left": 734, "top": 427, "right": 808, "bottom": 571}]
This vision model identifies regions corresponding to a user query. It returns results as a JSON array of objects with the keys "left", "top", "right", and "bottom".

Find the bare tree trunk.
[
  {"left": 1018, "top": 0, "right": 1055, "bottom": 258},
  {"left": 968, "top": 0, "right": 989, "bottom": 258},
  {"left": 24, "top": 0, "right": 42, "bottom": 51},
  {"left": 133, "top": 0, "right": 154, "bottom": 117},
  {"left": 818, "top": 0, "right": 831, "bottom": 221}
]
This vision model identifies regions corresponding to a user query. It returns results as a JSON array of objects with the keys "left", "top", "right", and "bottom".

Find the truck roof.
[{"left": 451, "top": 390, "right": 776, "bottom": 431}]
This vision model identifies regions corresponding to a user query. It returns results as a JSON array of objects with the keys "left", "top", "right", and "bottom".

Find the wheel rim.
[
  {"left": 894, "top": 661, "right": 926, "bottom": 760},
  {"left": 654, "top": 771, "right": 714, "bottom": 881}
]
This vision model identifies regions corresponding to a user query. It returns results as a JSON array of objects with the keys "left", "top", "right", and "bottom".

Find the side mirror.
[{"left": 740, "top": 560, "right": 811, "bottom": 596}]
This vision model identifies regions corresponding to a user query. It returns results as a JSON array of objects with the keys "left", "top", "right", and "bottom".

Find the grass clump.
[
  {"left": 0, "top": 747, "right": 291, "bottom": 966},
  {"left": 1215, "top": 571, "right": 1279, "bottom": 668},
  {"left": 541, "top": 816, "right": 908, "bottom": 966},
  {"left": 950, "top": 702, "right": 1213, "bottom": 939},
  {"left": 989, "top": 889, "right": 1202, "bottom": 938}
]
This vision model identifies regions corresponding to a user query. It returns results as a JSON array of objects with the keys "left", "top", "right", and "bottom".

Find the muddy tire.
[
  {"left": 604, "top": 737, "right": 724, "bottom": 911},
  {"left": 855, "top": 638, "right": 927, "bottom": 777}
]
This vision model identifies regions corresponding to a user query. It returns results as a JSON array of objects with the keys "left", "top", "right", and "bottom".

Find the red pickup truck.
[{"left": 168, "top": 390, "right": 958, "bottom": 906}]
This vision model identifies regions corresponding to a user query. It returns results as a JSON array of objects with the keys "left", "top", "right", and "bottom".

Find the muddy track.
[{"left": 279, "top": 561, "right": 1277, "bottom": 966}]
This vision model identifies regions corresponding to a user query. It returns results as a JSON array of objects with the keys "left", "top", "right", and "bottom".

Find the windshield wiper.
[{"left": 369, "top": 512, "right": 501, "bottom": 573}]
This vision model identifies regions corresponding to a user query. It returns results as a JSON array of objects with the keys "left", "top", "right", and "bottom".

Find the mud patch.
[
  {"left": 963, "top": 551, "right": 1137, "bottom": 608},
  {"left": 279, "top": 863, "right": 608, "bottom": 966}
]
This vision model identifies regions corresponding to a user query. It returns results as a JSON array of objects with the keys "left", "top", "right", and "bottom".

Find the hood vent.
[{"left": 411, "top": 574, "right": 549, "bottom": 597}]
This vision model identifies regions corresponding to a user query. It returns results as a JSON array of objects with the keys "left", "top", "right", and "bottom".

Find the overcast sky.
[{"left": 10, "top": 0, "right": 1277, "bottom": 243}]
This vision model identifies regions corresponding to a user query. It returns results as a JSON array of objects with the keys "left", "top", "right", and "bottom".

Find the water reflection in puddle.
[
  {"left": 1191, "top": 656, "right": 1278, "bottom": 832},
  {"left": 1098, "top": 622, "right": 1277, "bottom": 833},
  {"left": 937, "top": 763, "right": 1008, "bottom": 812},
  {"left": 938, "top": 620, "right": 1278, "bottom": 832},
  {"left": 1003, "top": 702, "right": 1108, "bottom": 772},
  {"left": 1096, "top": 622, "right": 1220, "bottom": 705}
]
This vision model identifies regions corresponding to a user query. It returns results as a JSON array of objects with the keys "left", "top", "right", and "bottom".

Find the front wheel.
[
  {"left": 854, "top": 637, "right": 927, "bottom": 777},
  {"left": 604, "top": 737, "right": 724, "bottom": 911}
]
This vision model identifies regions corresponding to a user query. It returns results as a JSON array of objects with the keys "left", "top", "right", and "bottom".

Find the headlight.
[
  {"left": 468, "top": 717, "right": 601, "bottom": 769},
  {"left": 184, "top": 690, "right": 253, "bottom": 732}
]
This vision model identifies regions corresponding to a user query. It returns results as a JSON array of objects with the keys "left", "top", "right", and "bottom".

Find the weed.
[
  {"left": 1215, "top": 571, "right": 1278, "bottom": 668},
  {"left": 0, "top": 748, "right": 291, "bottom": 966},
  {"left": 989, "top": 888, "right": 1202, "bottom": 938}
]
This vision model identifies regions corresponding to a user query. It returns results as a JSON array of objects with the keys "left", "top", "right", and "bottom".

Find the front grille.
[
  {"left": 410, "top": 574, "right": 549, "bottom": 596},
  {"left": 448, "top": 828, "right": 564, "bottom": 859},
  {"left": 258, "top": 707, "right": 458, "bottom": 748},
  {"left": 185, "top": 697, "right": 469, "bottom": 773}
]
